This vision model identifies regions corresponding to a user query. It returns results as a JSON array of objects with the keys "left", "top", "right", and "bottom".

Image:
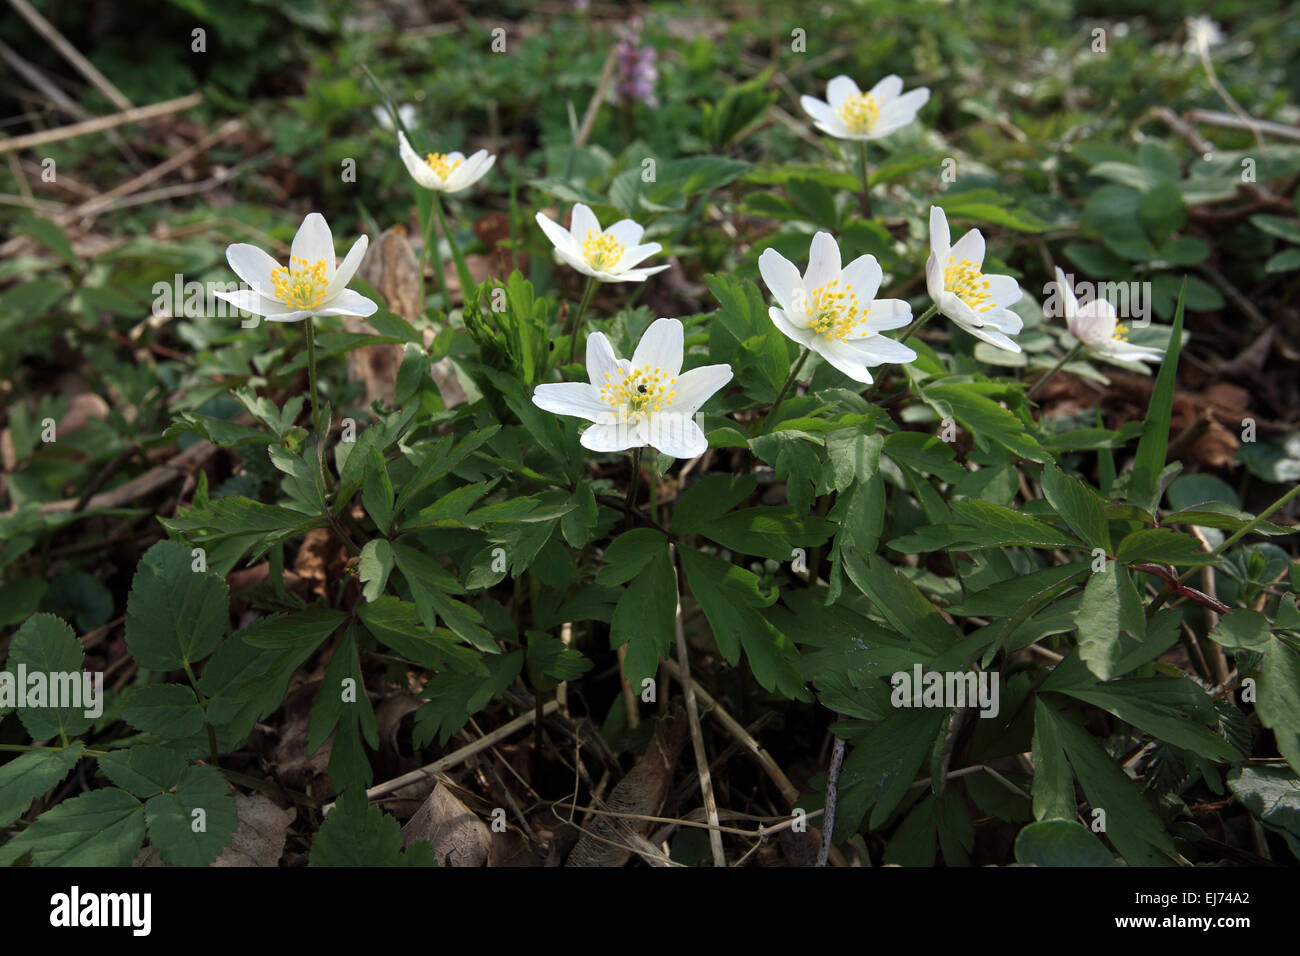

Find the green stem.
[
  {"left": 1027, "top": 341, "right": 1083, "bottom": 400},
  {"left": 857, "top": 140, "right": 872, "bottom": 219},
  {"left": 420, "top": 196, "right": 448, "bottom": 313},
  {"left": 568, "top": 275, "right": 598, "bottom": 365},
  {"left": 761, "top": 347, "right": 811, "bottom": 433},
  {"left": 304, "top": 317, "right": 320, "bottom": 432},
  {"left": 432, "top": 192, "right": 474, "bottom": 309},
  {"left": 897, "top": 303, "right": 939, "bottom": 345},
  {"left": 183, "top": 660, "right": 220, "bottom": 768},
  {"left": 625, "top": 446, "right": 643, "bottom": 529}
]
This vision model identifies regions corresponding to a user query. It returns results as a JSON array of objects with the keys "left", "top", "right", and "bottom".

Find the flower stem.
[
  {"left": 1027, "top": 341, "right": 1083, "bottom": 400},
  {"left": 761, "top": 346, "right": 811, "bottom": 433},
  {"left": 857, "top": 140, "right": 872, "bottom": 219},
  {"left": 304, "top": 316, "right": 320, "bottom": 431},
  {"left": 568, "top": 275, "right": 598, "bottom": 364},
  {"left": 420, "top": 196, "right": 449, "bottom": 312},
  {"left": 433, "top": 192, "right": 475, "bottom": 308},
  {"left": 897, "top": 303, "right": 939, "bottom": 345},
  {"left": 625, "top": 446, "right": 643, "bottom": 529}
]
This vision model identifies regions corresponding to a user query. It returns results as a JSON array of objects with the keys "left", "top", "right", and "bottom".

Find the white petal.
[
  {"left": 843, "top": 334, "right": 917, "bottom": 365},
  {"left": 580, "top": 422, "right": 637, "bottom": 453},
  {"left": 291, "top": 213, "right": 335, "bottom": 275},
  {"left": 226, "top": 243, "right": 281, "bottom": 298},
  {"left": 800, "top": 95, "right": 836, "bottom": 125},
  {"left": 533, "top": 382, "right": 609, "bottom": 422},
  {"left": 948, "top": 227, "right": 986, "bottom": 268},
  {"left": 327, "top": 235, "right": 369, "bottom": 298},
  {"left": 605, "top": 218, "right": 646, "bottom": 247},
  {"left": 569, "top": 204, "right": 601, "bottom": 244},
  {"left": 803, "top": 231, "right": 841, "bottom": 293},
  {"left": 213, "top": 288, "right": 299, "bottom": 318},
  {"left": 966, "top": 324, "right": 1022, "bottom": 353},
  {"left": 869, "top": 74, "right": 904, "bottom": 101},
  {"left": 1053, "top": 267, "right": 1077, "bottom": 321},
  {"left": 585, "top": 332, "right": 622, "bottom": 385},
  {"left": 612, "top": 263, "right": 671, "bottom": 282},
  {"left": 985, "top": 273, "right": 1022, "bottom": 310},
  {"left": 925, "top": 250, "right": 945, "bottom": 304},
  {"left": 631, "top": 318, "right": 683, "bottom": 378},
  {"left": 839, "top": 254, "right": 883, "bottom": 302},
  {"left": 398, "top": 131, "right": 441, "bottom": 190},
  {"left": 928, "top": 206, "right": 951, "bottom": 256},
  {"left": 826, "top": 75, "right": 860, "bottom": 108},
  {"left": 644, "top": 414, "right": 708, "bottom": 459},
  {"left": 614, "top": 242, "right": 662, "bottom": 273},
  {"left": 877, "top": 87, "right": 929, "bottom": 123},
  {"left": 672, "top": 364, "right": 732, "bottom": 415},
  {"left": 858, "top": 298, "right": 912, "bottom": 333},
  {"left": 758, "top": 248, "right": 803, "bottom": 314},
  {"left": 536, "top": 211, "right": 577, "bottom": 254},
  {"left": 315, "top": 288, "right": 378, "bottom": 317},
  {"left": 812, "top": 339, "right": 875, "bottom": 383}
]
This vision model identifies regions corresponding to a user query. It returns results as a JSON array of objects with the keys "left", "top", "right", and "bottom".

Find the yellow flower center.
[
  {"left": 600, "top": 365, "right": 676, "bottom": 423},
  {"left": 806, "top": 279, "right": 867, "bottom": 343},
  {"left": 1113, "top": 322, "right": 1129, "bottom": 342},
  {"left": 836, "top": 92, "right": 881, "bottom": 135},
  {"left": 424, "top": 152, "right": 463, "bottom": 180},
  {"left": 582, "top": 230, "right": 626, "bottom": 272},
  {"left": 944, "top": 256, "right": 994, "bottom": 313},
  {"left": 270, "top": 256, "right": 329, "bottom": 309}
]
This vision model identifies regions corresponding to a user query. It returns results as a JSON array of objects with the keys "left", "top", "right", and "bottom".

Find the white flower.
[
  {"left": 758, "top": 232, "right": 916, "bottom": 384},
  {"left": 1054, "top": 267, "right": 1164, "bottom": 365},
  {"left": 532, "top": 318, "right": 731, "bottom": 459},
  {"left": 1184, "top": 16, "right": 1224, "bottom": 55},
  {"left": 374, "top": 104, "right": 418, "bottom": 133},
  {"left": 925, "top": 206, "right": 1024, "bottom": 353},
  {"left": 800, "top": 74, "right": 930, "bottom": 142},
  {"left": 535, "top": 203, "right": 669, "bottom": 283},
  {"left": 397, "top": 130, "right": 495, "bottom": 193},
  {"left": 214, "top": 213, "right": 376, "bottom": 323}
]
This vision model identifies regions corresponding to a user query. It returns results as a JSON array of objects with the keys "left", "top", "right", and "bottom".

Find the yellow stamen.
[
  {"left": 270, "top": 256, "right": 329, "bottom": 309},
  {"left": 424, "top": 152, "right": 463, "bottom": 180},
  {"left": 1113, "top": 323, "right": 1129, "bottom": 342},
  {"left": 582, "top": 230, "right": 626, "bottom": 272},
  {"left": 599, "top": 365, "right": 676, "bottom": 423},
  {"left": 944, "top": 257, "right": 994, "bottom": 313},
  {"left": 806, "top": 278, "right": 868, "bottom": 343},
  {"left": 836, "top": 92, "right": 880, "bottom": 135}
]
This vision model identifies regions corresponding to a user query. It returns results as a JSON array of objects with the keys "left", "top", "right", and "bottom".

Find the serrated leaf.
[
  {"left": 4, "top": 613, "right": 93, "bottom": 741},
  {"left": 119, "top": 683, "right": 205, "bottom": 738},
  {"left": 97, "top": 744, "right": 188, "bottom": 798},
  {"left": 144, "top": 764, "right": 237, "bottom": 866},
  {"left": 0, "top": 787, "right": 144, "bottom": 866},
  {"left": 0, "top": 743, "right": 84, "bottom": 827},
  {"left": 125, "top": 540, "right": 229, "bottom": 670}
]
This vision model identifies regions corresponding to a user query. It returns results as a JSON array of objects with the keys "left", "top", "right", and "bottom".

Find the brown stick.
[
  {"left": 7, "top": 0, "right": 134, "bottom": 111},
  {"left": 0, "top": 93, "right": 202, "bottom": 154}
]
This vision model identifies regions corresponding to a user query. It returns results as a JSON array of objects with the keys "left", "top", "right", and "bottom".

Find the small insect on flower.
[
  {"left": 758, "top": 232, "right": 917, "bottom": 384},
  {"left": 535, "top": 204, "right": 669, "bottom": 284},
  {"left": 397, "top": 131, "right": 495, "bottom": 194},
  {"left": 532, "top": 318, "right": 732, "bottom": 459},
  {"left": 800, "top": 74, "right": 930, "bottom": 142},
  {"left": 925, "top": 206, "right": 1024, "bottom": 353},
  {"left": 213, "top": 213, "right": 377, "bottom": 323}
]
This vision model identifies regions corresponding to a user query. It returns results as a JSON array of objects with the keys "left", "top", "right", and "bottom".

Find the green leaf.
[
  {"left": 1040, "top": 464, "right": 1110, "bottom": 551},
  {"left": 1115, "top": 528, "right": 1213, "bottom": 566},
  {"left": 1034, "top": 700, "right": 1177, "bottom": 866},
  {"left": 124, "top": 540, "right": 229, "bottom": 670},
  {"left": 1130, "top": 280, "right": 1186, "bottom": 508},
  {"left": 0, "top": 743, "right": 84, "bottom": 827},
  {"left": 1075, "top": 561, "right": 1143, "bottom": 679},
  {"left": 526, "top": 630, "right": 592, "bottom": 690},
  {"left": 835, "top": 708, "right": 949, "bottom": 836},
  {"left": 673, "top": 474, "right": 755, "bottom": 534},
  {"left": 97, "top": 744, "right": 187, "bottom": 798},
  {"left": 1137, "top": 182, "right": 1186, "bottom": 245},
  {"left": 5, "top": 613, "right": 93, "bottom": 740},
  {"left": 1210, "top": 610, "right": 1272, "bottom": 650},
  {"left": 359, "top": 539, "right": 395, "bottom": 603},
  {"left": 922, "top": 384, "right": 1048, "bottom": 462},
  {"left": 609, "top": 540, "right": 676, "bottom": 688},
  {"left": 239, "top": 607, "right": 347, "bottom": 650},
  {"left": 948, "top": 499, "right": 1081, "bottom": 550},
  {"left": 119, "top": 683, "right": 205, "bottom": 738},
  {"left": 1014, "top": 819, "right": 1115, "bottom": 866},
  {"left": 1227, "top": 765, "right": 1300, "bottom": 847},
  {"left": 309, "top": 789, "right": 435, "bottom": 866},
  {"left": 356, "top": 598, "right": 484, "bottom": 673},
  {"left": 413, "top": 651, "right": 522, "bottom": 748},
  {"left": 1030, "top": 699, "right": 1075, "bottom": 821},
  {"left": 692, "top": 506, "right": 833, "bottom": 561},
  {"left": 842, "top": 552, "right": 956, "bottom": 656},
  {"left": 0, "top": 787, "right": 144, "bottom": 866},
  {"left": 144, "top": 764, "right": 237, "bottom": 866},
  {"left": 680, "top": 547, "right": 807, "bottom": 700},
  {"left": 1256, "top": 636, "right": 1300, "bottom": 773},
  {"left": 362, "top": 447, "right": 395, "bottom": 534}
]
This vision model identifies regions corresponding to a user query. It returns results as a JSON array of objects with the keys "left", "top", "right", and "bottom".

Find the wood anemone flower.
[
  {"left": 926, "top": 205, "right": 1024, "bottom": 353},
  {"left": 535, "top": 203, "right": 670, "bottom": 284},
  {"left": 214, "top": 213, "right": 377, "bottom": 323},
  {"left": 532, "top": 318, "right": 731, "bottom": 459}
]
